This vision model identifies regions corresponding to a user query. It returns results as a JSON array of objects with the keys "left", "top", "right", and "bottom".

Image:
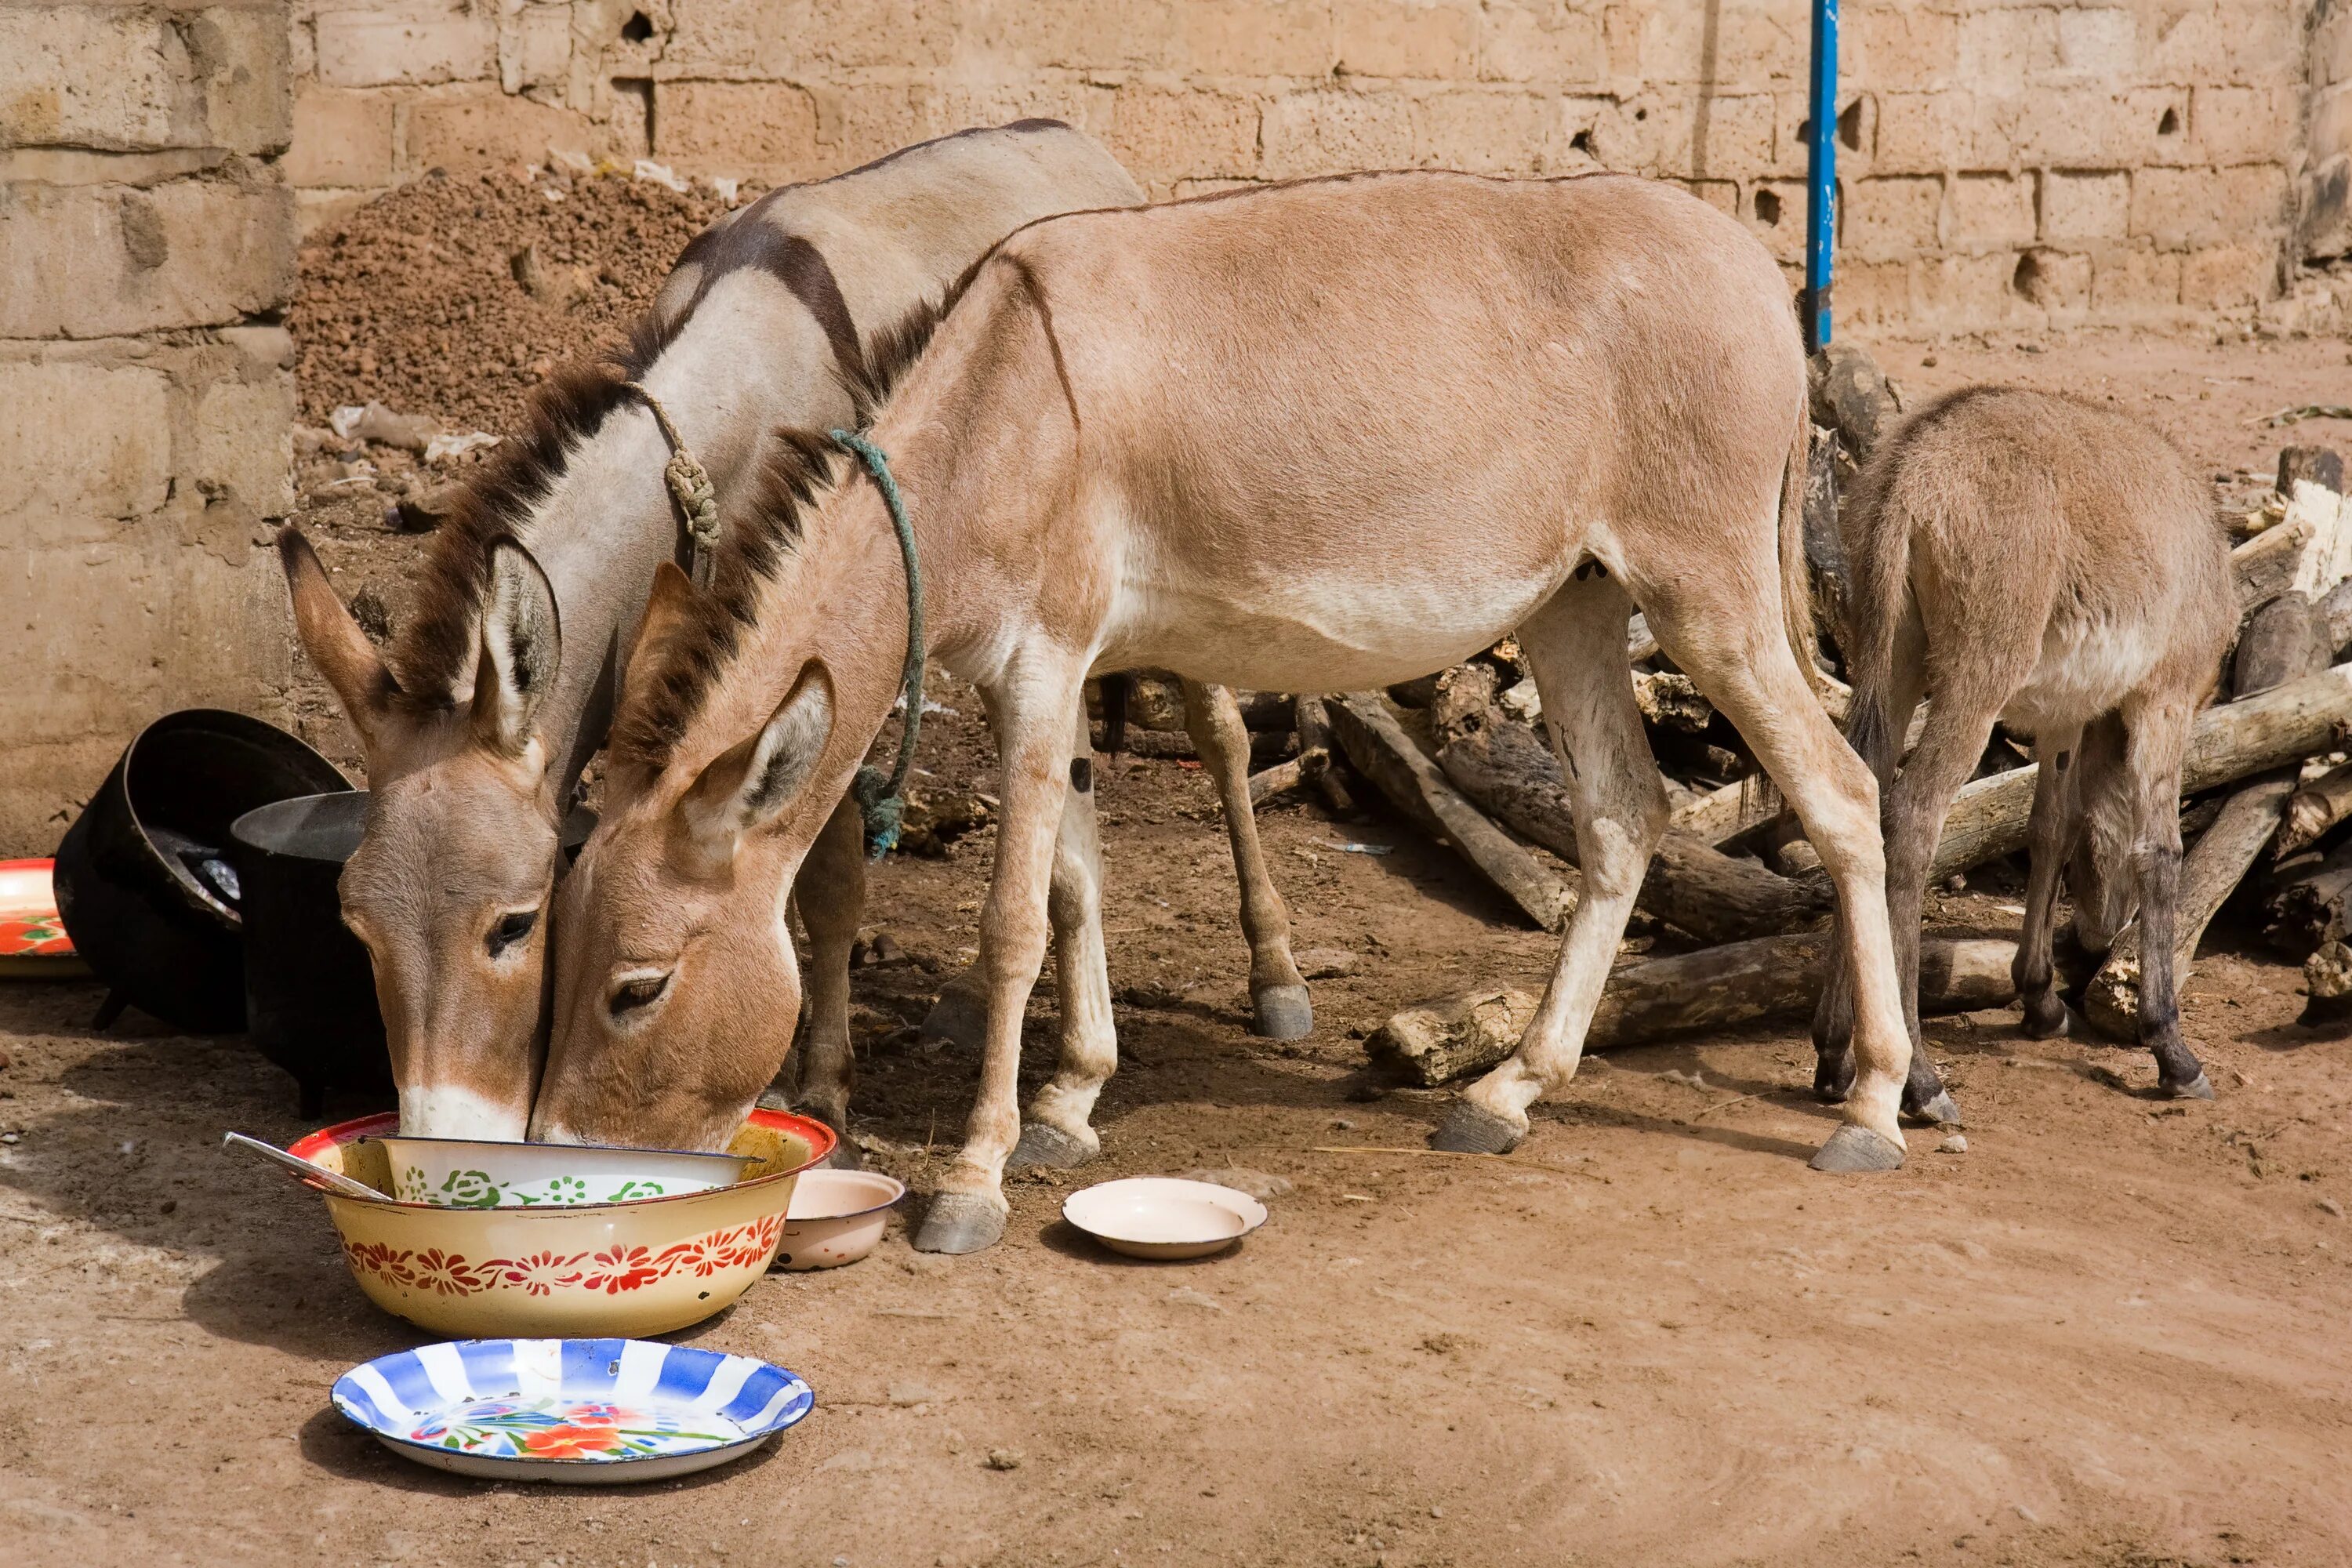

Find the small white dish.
[
  {"left": 378, "top": 1135, "right": 754, "bottom": 1209},
  {"left": 1062, "top": 1176, "right": 1269, "bottom": 1260},
  {"left": 774, "top": 1168, "right": 904, "bottom": 1271}
]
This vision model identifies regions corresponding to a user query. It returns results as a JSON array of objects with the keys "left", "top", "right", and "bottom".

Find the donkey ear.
[
  {"left": 615, "top": 561, "right": 702, "bottom": 726},
  {"left": 471, "top": 537, "right": 562, "bottom": 758},
  {"left": 278, "top": 527, "right": 399, "bottom": 753},
  {"left": 676, "top": 661, "right": 835, "bottom": 867}
]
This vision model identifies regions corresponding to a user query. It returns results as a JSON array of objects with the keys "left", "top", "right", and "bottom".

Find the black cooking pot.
[
  {"left": 228, "top": 793, "right": 600, "bottom": 1114},
  {"left": 53, "top": 710, "right": 351, "bottom": 1033},
  {"left": 229, "top": 792, "right": 390, "bottom": 1115}
]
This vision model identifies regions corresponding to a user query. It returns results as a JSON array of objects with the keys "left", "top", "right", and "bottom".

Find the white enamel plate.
[
  {"left": 331, "top": 1338, "right": 813, "bottom": 1483},
  {"left": 1062, "top": 1176, "right": 1269, "bottom": 1260}
]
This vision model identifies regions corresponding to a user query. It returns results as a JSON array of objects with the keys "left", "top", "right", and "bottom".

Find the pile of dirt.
[{"left": 287, "top": 165, "right": 737, "bottom": 435}]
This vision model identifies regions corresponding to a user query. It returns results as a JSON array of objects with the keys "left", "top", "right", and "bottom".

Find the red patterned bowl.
[{"left": 287, "top": 1109, "right": 834, "bottom": 1338}]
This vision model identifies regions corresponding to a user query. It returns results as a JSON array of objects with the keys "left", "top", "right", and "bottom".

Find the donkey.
[
  {"left": 273, "top": 122, "right": 1307, "bottom": 1150},
  {"left": 1810, "top": 387, "right": 2236, "bottom": 1101},
  {"left": 531, "top": 169, "right": 1924, "bottom": 1255}
]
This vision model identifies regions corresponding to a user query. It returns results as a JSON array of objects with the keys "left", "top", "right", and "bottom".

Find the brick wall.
[
  {"left": 1, "top": 0, "right": 302, "bottom": 853},
  {"left": 280, "top": 0, "right": 2336, "bottom": 332}
]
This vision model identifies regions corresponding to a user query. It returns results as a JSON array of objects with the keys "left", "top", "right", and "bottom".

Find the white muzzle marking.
[{"left": 397, "top": 1083, "right": 529, "bottom": 1141}]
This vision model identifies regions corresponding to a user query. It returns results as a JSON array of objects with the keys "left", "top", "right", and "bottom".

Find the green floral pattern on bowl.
[{"left": 391, "top": 1166, "right": 677, "bottom": 1208}]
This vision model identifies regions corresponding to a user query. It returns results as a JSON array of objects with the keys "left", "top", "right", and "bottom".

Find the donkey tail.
[{"left": 1777, "top": 405, "right": 1843, "bottom": 716}]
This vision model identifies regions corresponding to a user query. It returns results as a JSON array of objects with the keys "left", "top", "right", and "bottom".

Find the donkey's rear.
[{"left": 1815, "top": 387, "right": 2236, "bottom": 1100}]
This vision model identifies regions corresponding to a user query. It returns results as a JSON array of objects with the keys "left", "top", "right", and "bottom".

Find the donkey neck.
[{"left": 524, "top": 299, "right": 849, "bottom": 791}]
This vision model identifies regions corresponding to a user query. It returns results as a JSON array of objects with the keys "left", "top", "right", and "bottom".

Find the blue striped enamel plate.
[{"left": 332, "top": 1338, "right": 814, "bottom": 1483}]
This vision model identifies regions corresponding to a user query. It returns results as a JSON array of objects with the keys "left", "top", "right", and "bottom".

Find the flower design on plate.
[
  {"left": 606, "top": 1179, "right": 668, "bottom": 1202},
  {"left": 522, "top": 1424, "right": 623, "bottom": 1458},
  {"left": 344, "top": 1239, "right": 418, "bottom": 1287},
  {"left": 540, "top": 1175, "right": 589, "bottom": 1204},
  {"left": 564, "top": 1402, "right": 637, "bottom": 1428}
]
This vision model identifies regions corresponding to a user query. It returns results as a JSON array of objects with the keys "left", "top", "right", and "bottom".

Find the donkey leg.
[
  {"left": 2066, "top": 713, "right": 2139, "bottom": 956},
  {"left": 1437, "top": 575, "right": 1664, "bottom": 1154},
  {"left": 1659, "top": 612, "right": 1916, "bottom": 1167},
  {"left": 1013, "top": 704, "right": 1119, "bottom": 1170},
  {"left": 2120, "top": 697, "right": 2212, "bottom": 1098},
  {"left": 1181, "top": 679, "right": 1312, "bottom": 1037},
  {"left": 790, "top": 795, "right": 868, "bottom": 1167},
  {"left": 2014, "top": 725, "right": 2085, "bottom": 1040},
  {"left": 1811, "top": 633, "right": 1925, "bottom": 1101},
  {"left": 915, "top": 656, "right": 1088, "bottom": 1254}
]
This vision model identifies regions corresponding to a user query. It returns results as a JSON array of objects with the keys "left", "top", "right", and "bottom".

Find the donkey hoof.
[
  {"left": 913, "top": 1192, "right": 1007, "bottom": 1254},
  {"left": 1809, "top": 1123, "right": 1906, "bottom": 1173},
  {"left": 1250, "top": 984, "right": 1315, "bottom": 1040},
  {"left": 1010, "top": 1122, "right": 1097, "bottom": 1171},
  {"left": 919, "top": 987, "right": 987, "bottom": 1052},
  {"left": 2162, "top": 1071, "right": 2216, "bottom": 1101},
  {"left": 2020, "top": 993, "right": 2072, "bottom": 1040},
  {"left": 822, "top": 1138, "right": 866, "bottom": 1171},
  {"left": 1429, "top": 1102, "right": 1523, "bottom": 1156},
  {"left": 1907, "top": 1089, "right": 1964, "bottom": 1128}
]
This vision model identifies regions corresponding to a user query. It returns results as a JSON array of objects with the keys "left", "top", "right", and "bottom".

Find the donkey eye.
[
  {"left": 608, "top": 972, "right": 670, "bottom": 1018},
  {"left": 486, "top": 909, "right": 539, "bottom": 956}
]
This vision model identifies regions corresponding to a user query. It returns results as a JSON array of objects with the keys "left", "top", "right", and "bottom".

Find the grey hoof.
[
  {"left": 920, "top": 986, "right": 987, "bottom": 1051},
  {"left": 2163, "top": 1071, "right": 2216, "bottom": 1101},
  {"left": 1010, "top": 1122, "right": 1097, "bottom": 1171},
  {"left": 2020, "top": 993, "right": 2071, "bottom": 1040},
  {"left": 1908, "top": 1089, "right": 1964, "bottom": 1128},
  {"left": 822, "top": 1137, "right": 866, "bottom": 1171},
  {"left": 913, "top": 1192, "right": 1007, "bottom": 1254},
  {"left": 1429, "top": 1101, "right": 1523, "bottom": 1155},
  {"left": 1809, "top": 1123, "right": 1906, "bottom": 1173},
  {"left": 1812, "top": 1051, "right": 1855, "bottom": 1104},
  {"left": 1250, "top": 983, "right": 1314, "bottom": 1040}
]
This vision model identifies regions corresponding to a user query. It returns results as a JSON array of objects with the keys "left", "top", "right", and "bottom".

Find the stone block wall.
[
  {"left": 1, "top": 0, "right": 302, "bottom": 852},
  {"left": 277, "top": 0, "right": 2338, "bottom": 332}
]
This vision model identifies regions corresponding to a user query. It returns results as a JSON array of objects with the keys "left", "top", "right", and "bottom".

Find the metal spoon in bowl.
[{"left": 221, "top": 1131, "right": 388, "bottom": 1202}]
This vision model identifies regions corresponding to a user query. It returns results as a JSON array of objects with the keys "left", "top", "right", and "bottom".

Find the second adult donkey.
[
  {"left": 531, "top": 170, "right": 1924, "bottom": 1255},
  {"left": 274, "top": 122, "right": 1266, "bottom": 1146}
]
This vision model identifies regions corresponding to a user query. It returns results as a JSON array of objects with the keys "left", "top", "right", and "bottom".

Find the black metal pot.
[
  {"left": 227, "top": 794, "right": 601, "bottom": 1114},
  {"left": 53, "top": 710, "right": 350, "bottom": 1033},
  {"left": 229, "top": 792, "right": 390, "bottom": 1115}
]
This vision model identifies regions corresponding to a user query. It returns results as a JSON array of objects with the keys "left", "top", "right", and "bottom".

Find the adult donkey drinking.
[
  {"left": 275, "top": 122, "right": 1226, "bottom": 1145},
  {"left": 532, "top": 169, "right": 1924, "bottom": 1254}
]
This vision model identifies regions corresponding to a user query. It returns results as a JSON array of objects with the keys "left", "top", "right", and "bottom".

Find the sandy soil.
[{"left": 7, "top": 296, "right": 2352, "bottom": 1561}]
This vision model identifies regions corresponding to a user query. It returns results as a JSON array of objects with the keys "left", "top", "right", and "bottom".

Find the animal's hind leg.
[
  {"left": 1181, "top": 680, "right": 1312, "bottom": 1038},
  {"left": 788, "top": 796, "right": 867, "bottom": 1167},
  {"left": 1436, "top": 571, "right": 1664, "bottom": 1154},
  {"left": 2014, "top": 724, "right": 2085, "bottom": 1040},
  {"left": 1013, "top": 705, "right": 1120, "bottom": 1170},
  {"left": 2066, "top": 713, "right": 2138, "bottom": 955},
  {"left": 2119, "top": 693, "right": 2212, "bottom": 1098},
  {"left": 1812, "top": 614, "right": 1925, "bottom": 1100},
  {"left": 1648, "top": 579, "right": 1916, "bottom": 1167}
]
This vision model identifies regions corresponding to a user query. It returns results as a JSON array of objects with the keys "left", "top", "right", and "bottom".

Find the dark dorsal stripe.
[{"left": 682, "top": 221, "right": 862, "bottom": 377}]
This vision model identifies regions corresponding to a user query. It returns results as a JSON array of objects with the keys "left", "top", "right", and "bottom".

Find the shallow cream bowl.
[{"left": 287, "top": 1109, "right": 836, "bottom": 1338}]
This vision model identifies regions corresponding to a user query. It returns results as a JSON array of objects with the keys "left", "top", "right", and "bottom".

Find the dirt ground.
[{"left": 9, "top": 214, "right": 2352, "bottom": 1564}]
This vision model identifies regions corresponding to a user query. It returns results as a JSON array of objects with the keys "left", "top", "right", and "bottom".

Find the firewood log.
[
  {"left": 2299, "top": 940, "right": 2352, "bottom": 1032},
  {"left": 2274, "top": 760, "right": 2352, "bottom": 858},
  {"left": 1293, "top": 695, "right": 1355, "bottom": 814},
  {"left": 1327, "top": 694, "right": 1574, "bottom": 931}
]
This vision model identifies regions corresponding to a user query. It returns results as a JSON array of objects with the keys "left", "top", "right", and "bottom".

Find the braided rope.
[
  {"left": 829, "top": 429, "right": 926, "bottom": 860},
  {"left": 623, "top": 380, "right": 722, "bottom": 587}
]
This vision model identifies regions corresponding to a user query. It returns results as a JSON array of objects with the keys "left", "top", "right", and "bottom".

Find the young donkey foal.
[
  {"left": 275, "top": 122, "right": 1183, "bottom": 1142},
  {"left": 1812, "top": 387, "right": 2236, "bottom": 1099},
  {"left": 533, "top": 170, "right": 1923, "bottom": 1254}
]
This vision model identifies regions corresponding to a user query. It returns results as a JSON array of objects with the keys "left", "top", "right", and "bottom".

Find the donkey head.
[
  {"left": 279, "top": 528, "right": 564, "bottom": 1138},
  {"left": 532, "top": 564, "right": 844, "bottom": 1150}
]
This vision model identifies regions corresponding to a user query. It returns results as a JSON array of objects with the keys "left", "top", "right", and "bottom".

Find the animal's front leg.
[
  {"left": 913, "top": 657, "right": 1087, "bottom": 1254},
  {"left": 1014, "top": 702, "right": 1118, "bottom": 1170},
  {"left": 792, "top": 795, "right": 869, "bottom": 1167}
]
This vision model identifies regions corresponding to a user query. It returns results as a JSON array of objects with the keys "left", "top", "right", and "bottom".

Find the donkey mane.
[
  {"left": 607, "top": 277, "right": 975, "bottom": 768},
  {"left": 389, "top": 358, "right": 647, "bottom": 707}
]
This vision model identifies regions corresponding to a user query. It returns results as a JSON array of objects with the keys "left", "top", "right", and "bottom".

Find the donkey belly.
[
  {"left": 1102, "top": 535, "right": 1582, "bottom": 694},
  {"left": 1998, "top": 616, "right": 2161, "bottom": 737}
]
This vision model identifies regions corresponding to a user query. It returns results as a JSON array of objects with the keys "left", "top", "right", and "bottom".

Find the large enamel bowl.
[{"left": 288, "top": 1109, "right": 835, "bottom": 1338}]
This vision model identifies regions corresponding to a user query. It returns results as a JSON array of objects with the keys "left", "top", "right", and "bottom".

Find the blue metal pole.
[{"left": 1804, "top": 0, "right": 1838, "bottom": 352}]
